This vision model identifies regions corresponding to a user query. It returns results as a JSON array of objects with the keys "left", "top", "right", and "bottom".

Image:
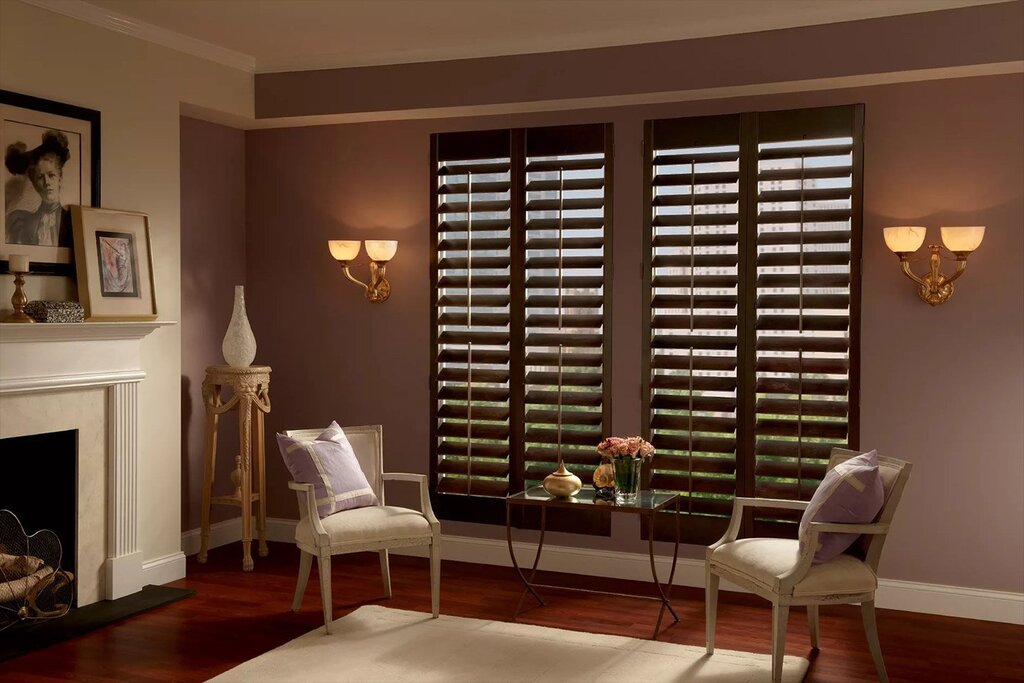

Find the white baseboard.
[
  {"left": 183, "top": 516, "right": 1024, "bottom": 625},
  {"left": 142, "top": 551, "right": 186, "bottom": 586}
]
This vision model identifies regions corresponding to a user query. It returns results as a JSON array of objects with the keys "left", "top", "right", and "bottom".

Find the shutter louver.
[
  {"left": 645, "top": 116, "right": 742, "bottom": 530},
  {"left": 523, "top": 126, "right": 609, "bottom": 489},
  {"left": 752, "top": 108, "right": 862, "bottom": 534},
  {"left": 433, "top": 131, "right": 513, "bottom": 503}
]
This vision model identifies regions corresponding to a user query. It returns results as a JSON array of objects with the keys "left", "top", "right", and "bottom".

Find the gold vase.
[{"left": 542, "top": 461, "right": 582, "bottom": 497}]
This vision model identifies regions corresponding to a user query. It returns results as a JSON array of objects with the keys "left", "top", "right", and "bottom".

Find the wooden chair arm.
[
  {"left": 288, "top": 481, "right": 328, "bottom": 542},
  {"left": 382, "top": 472, "right": 439, "bottom": 530},
  {"left": 708, "top": 497, "right": 811, "bottom": 553}
]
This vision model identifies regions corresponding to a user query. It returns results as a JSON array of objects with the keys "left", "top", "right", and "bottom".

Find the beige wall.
[
  {"left": 245, "top": 73, "right": 1024, "bottom": 593},
  {"left": 0, "top": 0, "right": 252, "bottom": 565}
]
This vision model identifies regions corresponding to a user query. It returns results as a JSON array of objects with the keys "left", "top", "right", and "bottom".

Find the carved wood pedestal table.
[{"left": 198, "top": 365, "right": 271, "bottom": 571}]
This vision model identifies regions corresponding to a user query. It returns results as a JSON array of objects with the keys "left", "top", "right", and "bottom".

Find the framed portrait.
[
  {"left": 1, "top": 90, "right": 101, "bottom": 275},
  {"left": 71, "top": 207, "right": 157, "bottom": 320}
]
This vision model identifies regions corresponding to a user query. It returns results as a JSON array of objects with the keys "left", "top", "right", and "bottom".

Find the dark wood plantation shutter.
[
  {"left": 431, "top": 130, "right": 514, "bottom": 521},
  {"left": 523, "top": 125, "right": 612, "bottom": 491},
  {"left": 642, "top": 116, "right": 743, "bottom": 543},
  {"left": 432, "top": 124, "right": 613, "bottom": 528},
  {"left": 752, "top": 106, "right": 863, "bottom": 536},
  {"left": 643, "top": 105, "right": 862, "bottom": 542}
]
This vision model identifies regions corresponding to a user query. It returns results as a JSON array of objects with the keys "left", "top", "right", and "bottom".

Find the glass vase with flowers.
[{"left": 596, "top": 436, "right": 655, "bottom": 504}]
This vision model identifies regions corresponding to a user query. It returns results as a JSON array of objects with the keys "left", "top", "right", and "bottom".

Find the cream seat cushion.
[
  {"left": 296, "top": 505, "right": 432, "bottom": 548},
  {"left": 710, "top": 538, "right": 877, "bottom": 597}
]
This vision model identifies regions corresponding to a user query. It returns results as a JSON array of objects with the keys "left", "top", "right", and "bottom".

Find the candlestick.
[
  {"left": 4, "top": 271, "right": 35, "bottom": 323},
  {"left": 7, "top": 254, "right": 29, "bottom": 273}
]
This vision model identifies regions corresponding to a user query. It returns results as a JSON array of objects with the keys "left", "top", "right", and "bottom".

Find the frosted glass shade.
[
  {"left": 365, "top": 240, "right": 398, "bottom": 262},
  {"left": 883, "top": 226, "right": 927, "bottom": 253},
  {"left": 328, "top": 240, "right": 361, "bottom": 262},
  {"left": 940, "top": 226, "right": 985, "bottom": 253}
]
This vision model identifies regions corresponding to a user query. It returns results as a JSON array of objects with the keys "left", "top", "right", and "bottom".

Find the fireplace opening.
[{"left": 0, "top": 430, "right": 78, "bottom": 613}]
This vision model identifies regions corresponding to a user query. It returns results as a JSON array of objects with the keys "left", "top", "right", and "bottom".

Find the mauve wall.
[
  {"left": 245, "top": 73, "right": 1023, "bottom": 593},
  {"left": 181, "top": 116, "right": 247, "bottom": 530}
]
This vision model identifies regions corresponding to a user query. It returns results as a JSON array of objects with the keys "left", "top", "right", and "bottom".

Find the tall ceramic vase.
[{"left": 222, "top": 285, "right": 256, "bottom": 368}]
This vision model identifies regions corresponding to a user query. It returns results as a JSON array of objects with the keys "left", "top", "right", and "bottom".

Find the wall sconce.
[
  {"left": 327, "top": 239, "right": 398, "bottom": 303},
  {"left": 883, "top": 225, "right": 985, "bottom": 306}
]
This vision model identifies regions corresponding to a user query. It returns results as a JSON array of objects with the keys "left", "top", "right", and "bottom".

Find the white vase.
[{"left": 222, "top": 285, "right": 256, "bottom": 368}]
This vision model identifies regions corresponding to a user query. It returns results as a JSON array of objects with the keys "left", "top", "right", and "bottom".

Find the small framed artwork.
[
  {"left": 1, "top": 89, "right": 100, "bottom": 275},
  {"left": 71, "top": 207, "right": 157, "bottom": 320}
]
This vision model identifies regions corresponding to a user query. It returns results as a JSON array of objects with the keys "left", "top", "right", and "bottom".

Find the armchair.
[
  {"left": 705, "top": 448, "right": 912, "bottom": 683},
  {"left": 285, "top": 425, "right": 441, "bottom": 633}
]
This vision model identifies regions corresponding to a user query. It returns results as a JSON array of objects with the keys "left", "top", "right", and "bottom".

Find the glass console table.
[{"left": 505, "top": 486, "right": 681, "bottom": 639}]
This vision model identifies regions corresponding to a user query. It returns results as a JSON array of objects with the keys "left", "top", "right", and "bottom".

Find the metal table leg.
[
  {"left": 648, "top": 498, "right": 681, "bottom": 639},
  {"left": 506, "top": 501, "right": 545, "bottom": 617}
]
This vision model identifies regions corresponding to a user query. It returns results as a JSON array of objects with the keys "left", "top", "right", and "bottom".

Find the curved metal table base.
[{"left": 505, "top": 496, "right": 682, "bottom": 640}]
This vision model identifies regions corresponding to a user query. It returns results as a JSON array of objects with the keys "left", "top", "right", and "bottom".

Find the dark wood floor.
[{"left": 1, "top": 542, "right": 1021, "bottom": 682}]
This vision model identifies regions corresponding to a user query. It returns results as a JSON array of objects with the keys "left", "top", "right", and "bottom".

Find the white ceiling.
[{"left": 77, "top": 0, "right": 1006, "bottom": 73}]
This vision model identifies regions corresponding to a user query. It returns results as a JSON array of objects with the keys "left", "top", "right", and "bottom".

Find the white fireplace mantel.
[{"left": 0, "top": 320, "right": 173, "bottom": 600}]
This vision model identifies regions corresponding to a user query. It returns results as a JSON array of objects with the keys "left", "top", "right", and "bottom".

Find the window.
[
  {"left": 430, "top": 124, "right": 613, "bottom": 526},
  {"left": 642, "top": 105, "right": 863, "bottom": 543}
]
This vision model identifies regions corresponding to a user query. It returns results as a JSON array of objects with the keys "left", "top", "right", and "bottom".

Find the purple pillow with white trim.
[
  {"left": 277, "top": 422, "right": 377, "bottom": 518},
  {"left": 798, "top": 449, "right": 884, "bottom": 564}
]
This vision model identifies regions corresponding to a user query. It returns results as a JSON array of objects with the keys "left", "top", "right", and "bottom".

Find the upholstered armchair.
[
  {"left": 285, "top": 424, "right": 441, "bottom": 633},
  {"left": 705, "top": 448, "right": 912, "bottom": 683}
]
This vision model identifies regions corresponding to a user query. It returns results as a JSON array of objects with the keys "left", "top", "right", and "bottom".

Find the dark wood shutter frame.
[
  {"left": 432, "top": 123, "right": 613, "bottom": 532},
  {"left": 643, "top": 105, "right": 863, "bottom": 544}
]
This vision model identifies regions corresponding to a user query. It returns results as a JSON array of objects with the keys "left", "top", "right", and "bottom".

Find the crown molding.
[{"left": 18, "top": 0, "right": 256, "bottom": 73}]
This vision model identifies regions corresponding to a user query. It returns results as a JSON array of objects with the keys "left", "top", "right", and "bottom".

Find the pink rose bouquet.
[{"left": 597, "top": 435, "right": 655, "bottom": 461}]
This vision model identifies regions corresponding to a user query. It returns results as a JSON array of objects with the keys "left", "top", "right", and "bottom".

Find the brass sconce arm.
[
  {"left": 896, "top": 245, "right": 970, "bottom": 306},
  {"left": 339, "top": 263, "right": 369, "bottom": 290}
]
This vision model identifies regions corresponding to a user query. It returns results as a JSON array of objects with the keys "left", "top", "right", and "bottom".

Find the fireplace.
[{"left": 0, "top": 430, "right": 78, "bottom": 609}]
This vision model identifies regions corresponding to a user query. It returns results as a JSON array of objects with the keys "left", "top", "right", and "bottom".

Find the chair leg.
[
  {"left": 318, "top": 554, "right": 333, "bottom": 634},
  {"left": 808, "top": 604, "right": 820, "bottom": 649},
  {"left": 429, "top": 536, "right": 441, "bottom": 618},
  {"left": 292, "top": 550, "right": 313, "bottom": 612},
  {"left": 771, "top": 601, "right": 790, "bottom": 683},
  {"left": 379, "top": 549, "right": 392, "bottom": 598},
  {"left": 705, "top": 564, "right": 719, "bottom": 655},
  {"left": 861, "top": 600, "right": 889, "bottom": 683}
]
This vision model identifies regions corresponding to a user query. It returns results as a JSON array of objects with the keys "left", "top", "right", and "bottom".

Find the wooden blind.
[
  {"left": 751, "top": 107, "right": 862, "bottom": 536},
  {"left": 523, "top": 125, "right": 611, "bottom": 490},
  {"left": 642, "top": 115, "right": 743, "bottom": 542},
  {"left": 432, "top": 130, "right": 514, "bottom": 517},
  {"left": 642, "top": 106, "right": 862, "bottom": 543},
  {"left": 432, "top": 124, "right": 613, "bottom": 526}
]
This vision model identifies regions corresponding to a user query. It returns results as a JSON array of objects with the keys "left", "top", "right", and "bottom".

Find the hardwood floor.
[{"left": 1, "top": 542, "right": 1021, "bottom": 682}]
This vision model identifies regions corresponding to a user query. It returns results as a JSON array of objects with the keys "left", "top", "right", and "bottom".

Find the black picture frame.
[{"left": 0, "top": 89, "right": 101, "bottom": 276}]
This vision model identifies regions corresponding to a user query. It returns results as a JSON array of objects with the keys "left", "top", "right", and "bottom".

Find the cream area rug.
[{"left": 209, "top": 606, "right": 808, "bottom": 683}]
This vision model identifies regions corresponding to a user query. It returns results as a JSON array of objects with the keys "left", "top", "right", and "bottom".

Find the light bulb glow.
[
  {"left": 940, "top": 226, "right": 985, "bottom": 253},
  {"left": 328, "top": 240, "right": 361, "bottom": 262},
  {"left": 365, "top": 240, "right": 398, "bottom": 262},
  {"left": 883, "top": 226, "right": 927, "bottom": 254}
]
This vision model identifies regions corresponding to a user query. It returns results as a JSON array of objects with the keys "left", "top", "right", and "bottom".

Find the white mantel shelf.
[
  {"left": 0, "top": 320, "right": 175, "bottom": 395},
  {"left": 0, "top": 320, "right": 175, "bottom": 343}
]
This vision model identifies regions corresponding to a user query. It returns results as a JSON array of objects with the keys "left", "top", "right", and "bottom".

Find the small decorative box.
[{"left": 25, "top": 301, "right": 84, "bottom": 323}]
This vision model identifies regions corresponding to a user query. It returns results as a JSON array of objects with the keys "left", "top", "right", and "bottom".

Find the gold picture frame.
[{"left": 71, "top": 206, "right": 157, "bottom": 320}]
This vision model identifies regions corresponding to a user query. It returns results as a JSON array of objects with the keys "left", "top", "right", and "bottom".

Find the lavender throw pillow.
[
  {"left": 277, "top": 422, "right": 377, "bottom": 518},
  {"left": 798, "top": 450, "right": 884, "bottom": 564}
]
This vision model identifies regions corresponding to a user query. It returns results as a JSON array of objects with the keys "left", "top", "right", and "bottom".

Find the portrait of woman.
[
  {"left": 4, "top": 130, "right": 73, "bottom": 248},
  {"left": 1, "top": 89, "right": 99, "bottom": 272}
]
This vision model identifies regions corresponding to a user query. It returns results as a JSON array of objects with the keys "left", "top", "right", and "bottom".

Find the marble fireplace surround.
[{"left": 0, "top": 321, "right": 170, "bottom": 606}]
